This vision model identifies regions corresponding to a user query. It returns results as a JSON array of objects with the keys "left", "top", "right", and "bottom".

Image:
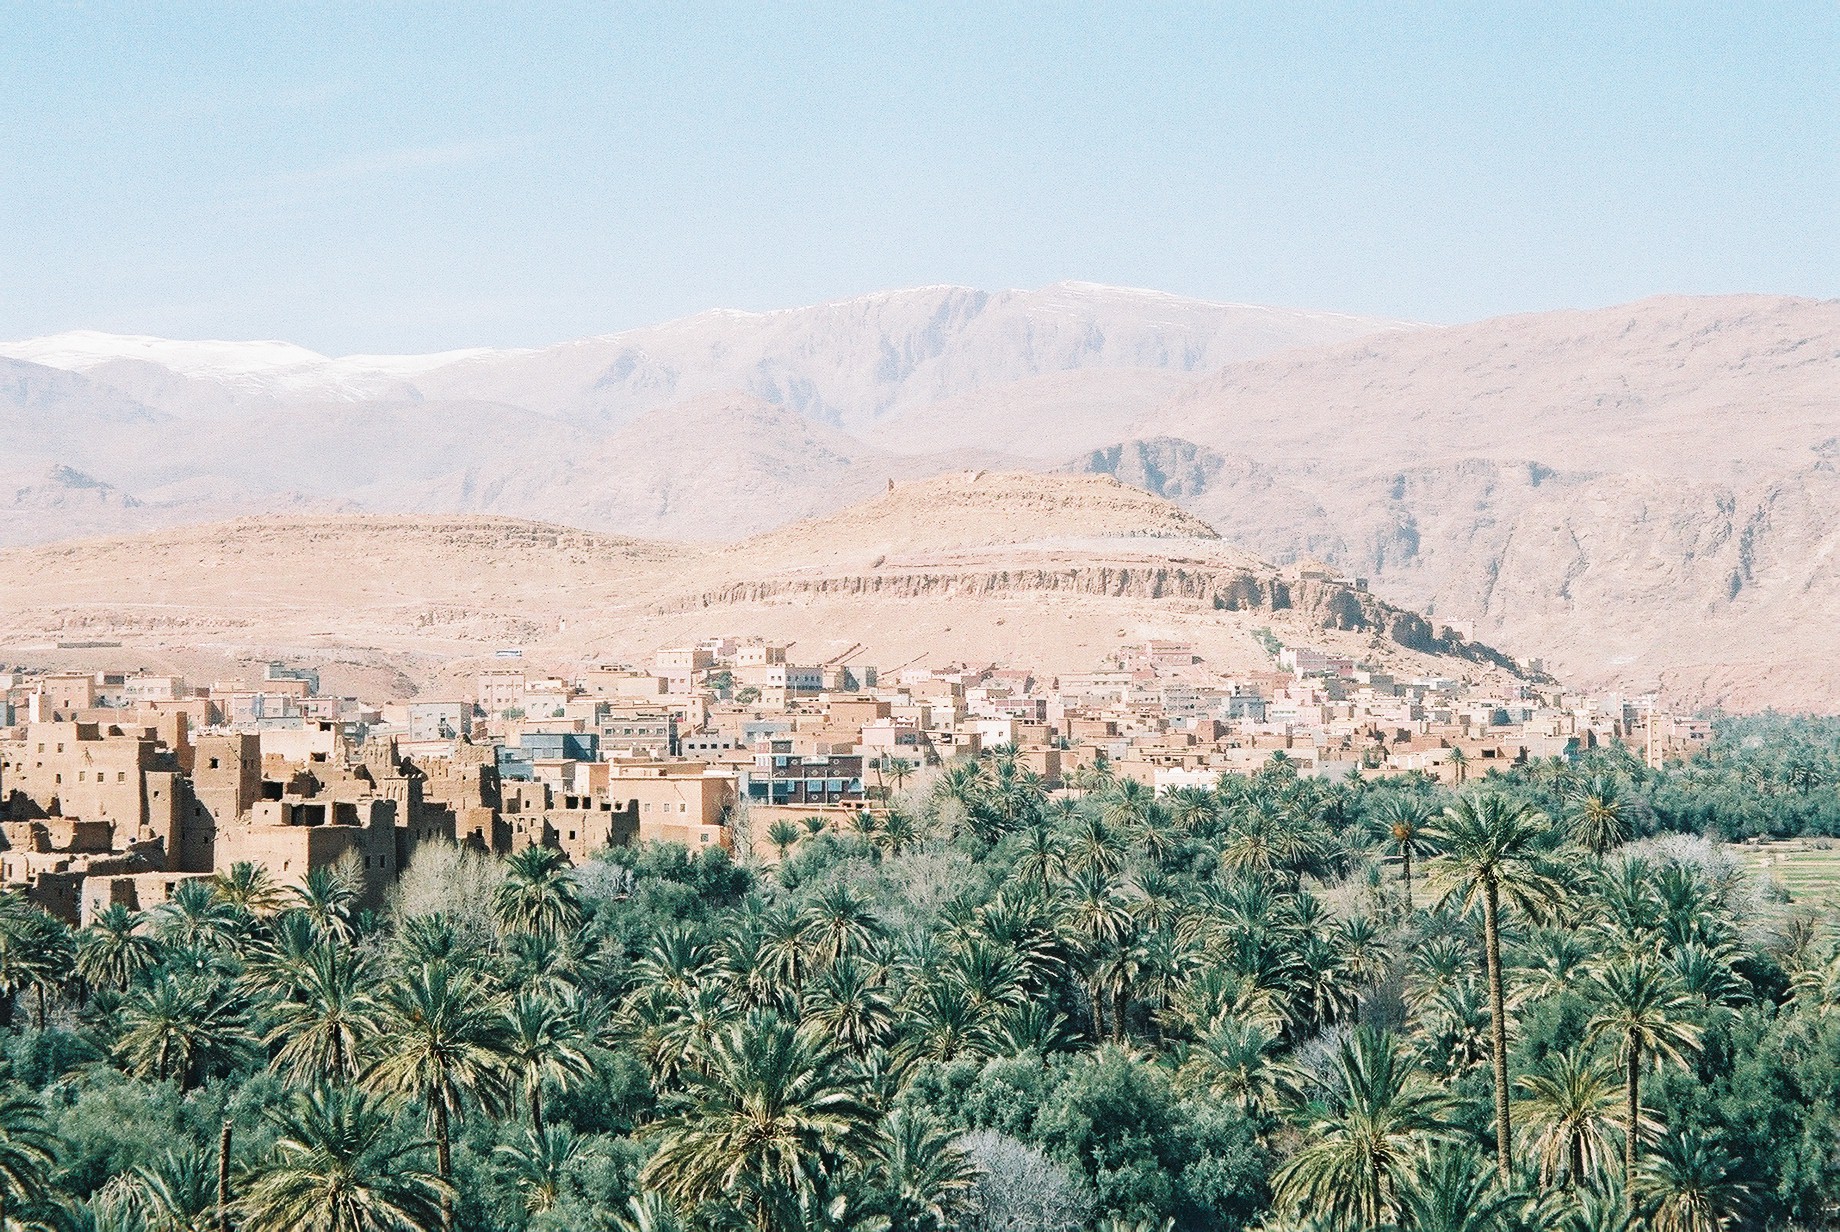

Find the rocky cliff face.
[{"left": 669, "top": 560, "right": 1520, "bottom": 673}]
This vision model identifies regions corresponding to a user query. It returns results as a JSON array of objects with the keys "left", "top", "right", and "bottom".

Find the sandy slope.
[{"left": 0, "top": 473, "right": 1520, "bottom": 699}]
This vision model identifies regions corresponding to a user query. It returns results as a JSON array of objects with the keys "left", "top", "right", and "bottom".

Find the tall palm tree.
[
  {"left": 1583, "top": 957, "right": 1702, "bottom": 1192},
  {"left": 1446, "top": 747, "right": 1469, "bottom": 786},
  {"left": 390, "top": 913, "right": 482, "bottom": 972},
  {"left": 871, "top": 1110, "right": 979, "bottom": 1232},
  {"left": 1270, "top": 1027, "right": 1451, "bottom": 1228},
  {"left": 262, "top": 941, "right": 380, "bottom": 1086},
  {"left": 76, "top": 904, "right": 159, "bottom": 993},
  {"left": 1428, "top": 791, "right": 1560, "bottom": 1180},
  {"left": 1163, "top": 785, "right": 1218, "bottom": 834},
  {"left": 884, "top": 758, "right": 917, "bottom": 797},
  {"left": 364, "top": 962, "right": 511, "bottom": 1232},
  {"left": 1367, "top": 794, "right": 1435, "bottom": 912},
  {"left": 1514, "top": 1047, "right": 1632, "bottom": 1189},
  {"left": 612, "top": 1192, "right": 684, "bottom": 1232},
  {"left": 1013, "top": 824, "right": 1066, "bottom": 887},
  {"left": 642, "top": 1009, "right": 876, "bottom": 1231},
  {"left": 502, "top": 991, "right": 593, "bottom": 1132},
  {"left": 900, "top": 979, "right": 995, "bottom": 1063},
  {"left": 238, "top": 1086, "right": 449, "bottom": 1232},
  {"left": 0, "top": 1091, "right": 56, "bottom": 1231},
  {"left": 492, "top": 847, "right": 585, "bottom": 941},
  {"left": 876, "top": 810, "right": 920, "bottom": 856},
  {"left": 15, "top": 910, "right": 72, "bottom": 1029},
  {"left": 1332, "top": 915, "right": 1395, "bottom": 1020}
]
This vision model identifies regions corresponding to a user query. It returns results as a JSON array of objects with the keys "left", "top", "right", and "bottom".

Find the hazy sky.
[{"left": 4, "top": 3, "right": 1836, "bottom": 354}]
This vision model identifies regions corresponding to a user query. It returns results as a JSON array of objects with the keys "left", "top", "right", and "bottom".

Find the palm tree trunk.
[
  {"left": 1483, "top": 877, "right": 1512, "bottom": 1182},
  {"left": 218, "top": 1118, "right": 232, "bottom": 1232},
  {"left": 434, "top": 1099, "right": 455, "bottom": 1232},
  {"left": 529, "top": 1080, "right": 544, "bottom": 1134},
  {"left": 1401, "top": 848, "right": 1414, "bottom": 913},
  {"left": 34, "top": 983, "right": 47, "bottom": 1029},
  {"left": 1625, "top": 1040, "right": 1641, "bottom": 1194}
]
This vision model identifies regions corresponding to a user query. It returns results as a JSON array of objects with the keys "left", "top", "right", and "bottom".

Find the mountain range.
[{"left": 4, "top": 283, "right": 1837, "bottom": 711}]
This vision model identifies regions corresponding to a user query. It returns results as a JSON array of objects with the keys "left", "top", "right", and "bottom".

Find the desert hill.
[
  {"left": 1103, "top": 294, "right": 1840, "bottom": 710},
  {"left": 5, "top": 288, "right": 1839, "bottom": 708},
  {"left": 0, "top": 473, "right": 1519, "bottom": 698}
]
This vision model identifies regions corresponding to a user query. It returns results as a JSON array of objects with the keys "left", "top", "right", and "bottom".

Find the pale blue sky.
[{"left": 3, "top": 2, "right": 1835, "bottom": 354}]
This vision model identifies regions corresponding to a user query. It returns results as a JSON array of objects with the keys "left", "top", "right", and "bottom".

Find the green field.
[{"left": 1744, "top": 839, "right": 1840, "bottom": 912}]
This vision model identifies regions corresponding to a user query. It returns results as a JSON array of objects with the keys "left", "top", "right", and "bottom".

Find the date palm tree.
[
  {"left": 1428, "top": 791, "right": 1561, "bottom": 1180},
  {"left": 493, "top": 1124, "right": 593, "bottom": 1216},
  {"left": 0, "top": 897, "right": 66, "bottom": 1029},
  {"left": 876, "top": 810, "right": 920, "bottom": 857},
  {"left": 155, "top": 880, "right": 239, "bottom": 952},
  {"left": 1013, "top": 823, "right": 1066, "bottom": 888},
  {"left": 1367, "top": 794, "right": 1435, "bottom": 912},
  {"left": 1270, "top": 1027, "right": 1451, "bottom": 1228},
  {"left": 364, "top": 962, "right": 511, "bottom": 1232},
  {"left": 105, "top": 1150, "right": 215, "bottom": 1232},
  {"left": 1446, "top": 746, "right": 1469, "bottom": 786},
  {"left": 1633, "top": 1130, "right": 1749, "bottom": 1232},
  {"left": 1387, "top": 1143, "right": 1521, "bottom": 1232},
  {"left": 1174, "top": 1017, "right": 1302, "bottom": 1119},
  {"left": 767, "top": 820, "right": 803, "bottom": 862},
  {"left": 1584, "top": 957, "right": 1702, "bottom": 1192},
  {"left": 800, "top": 885, "right": 881, "bottom": 967},
  {"left": 262, "top": 941, "right": 380, "bottom": 1086},
  {"left": 238, "top": 1086, "right": 448, "bottom": 1232},
  {"left": 116, "top": 972, "right": 255, "bottom": 1091},
  {"left": 291, "top": 866, "right": 361, "bottom": 942},
  {"left": 76, "top": 903, "right": 159, "bottom": 993},
  {"left": 804, "top": 955, "right": 896, "bottom": 1055},
  {"left": 871, "top": 1110, "right": 979, "bottom": 1232},
  {"left": 492, "top": 846, "right": 584, "bottom": 941},
  {"left": 212, "top": 862, "right": 285, "bottom": 919},
  {"left": 1565, "top": 776, "right": 1633, "bottom": 855},
  {"left": 642, "top": 1009, "right": 876, "bottom": 1231},
  {"left": 1514, "top": 1047, "right": 1632, "bottom": 1189},
  {"left": 0, "top": 1090, "right": 56, "bottom": 1232},
  {"left": 612, "top": 1192, "right": 684, "bottom": 1232},
  {"left": 502, "top": 991, "right": 593, "bottom": 1132}
]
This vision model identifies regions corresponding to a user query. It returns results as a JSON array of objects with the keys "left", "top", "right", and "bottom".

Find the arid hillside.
[
  {"left": 0, "top": 473, "right": 1521, "bottom": 698},
  {"left": 5, "top": 290, "right": 1838, "bottom": 709},
  {"left": 1101, "top": 294, "right": 1840, "bottom": 710}
]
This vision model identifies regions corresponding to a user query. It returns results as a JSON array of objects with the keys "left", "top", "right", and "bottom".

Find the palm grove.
[{"left": 0, "top": 717, "right": 1834, "bottom": 1230}]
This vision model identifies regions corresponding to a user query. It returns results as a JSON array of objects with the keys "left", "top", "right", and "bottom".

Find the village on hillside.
[{"left": 0, "top": 630, "right": 1708, "bottom": 923}]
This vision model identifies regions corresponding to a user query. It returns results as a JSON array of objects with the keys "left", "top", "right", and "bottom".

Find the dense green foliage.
[{"left": 0, "top": 727, "right": 1837, "bottom": 1230}]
